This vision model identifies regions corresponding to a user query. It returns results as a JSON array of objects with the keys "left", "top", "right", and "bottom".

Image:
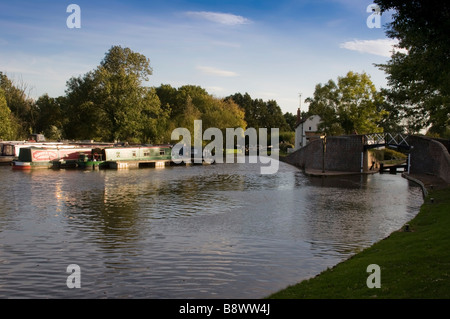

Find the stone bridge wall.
[
  {"left": 283, "top": 135, "right": 365, "bottom": 172},
  {"left": 409, "top": 136, "right": 450, "bottom": 183},
  {"left": 283, "top": 134, "right": 450, "bottom": 183}
]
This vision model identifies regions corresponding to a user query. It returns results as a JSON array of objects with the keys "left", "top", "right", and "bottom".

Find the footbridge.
[{"left": 363, "top": 133, "right": 410, "bottom": 150}]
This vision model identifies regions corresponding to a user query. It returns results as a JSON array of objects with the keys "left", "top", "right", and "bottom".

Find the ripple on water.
[{"left": 0, "top": 164, "right": 423, "bottom": 298}]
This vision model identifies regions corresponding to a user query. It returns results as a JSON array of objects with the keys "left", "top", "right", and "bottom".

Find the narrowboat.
[
  {"left": 78, "top": 145, "right": 173, "bottom": 169},
  {"left": 0, "top": 142, "right": 15, "bottom": 164},
  {"left": 176, "top": 146, "right": 214, "bottom": 164},
  {"left": 77, "top": 148, "right": 108, "bottom": 169},
  {"left": 0, "top": 141, "right": 64, "bottom": 164},
  {"left": 12, "top": 146, "right": 94, "bottom": 169}
]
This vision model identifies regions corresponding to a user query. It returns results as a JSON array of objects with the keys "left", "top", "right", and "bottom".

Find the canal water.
[{"left": 0, "top": 160, "right": 423, "bottom": 298}]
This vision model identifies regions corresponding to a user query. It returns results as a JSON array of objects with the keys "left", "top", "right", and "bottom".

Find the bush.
[{"left": 369, "top": 147, "right": 407, "bottom": 161}]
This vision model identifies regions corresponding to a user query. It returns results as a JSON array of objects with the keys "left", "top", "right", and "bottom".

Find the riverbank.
[{"left": 268, "top": 174, "right": 450, "bottom": 299}]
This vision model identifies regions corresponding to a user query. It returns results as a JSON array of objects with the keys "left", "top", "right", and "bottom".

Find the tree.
[
  {"left": 307, "top": 71, "right": 386, "bottom": 135},
  {"left": 225, "top": 93, "right": 259, "bottom": 129},
  {"left": 95, "top": 45, "right": 160, "bottom": 142},
  {"left": 374, "top": 0, "right": 450, "bottom": 136},
  {"left": 154, "top": 84, "right": 247, "bottom": 140},
  {"left": 376, "top": 88, "right": 408, "bottom": 133},
  {"left": 35, "top": 94, "right": 65, "bottom": 140},
  {"left": 283, "top": 112, "right": 297, "bottom": 132},
  {"left": 64, "top": 46, "right": 166, "bottom": 143},
  {"left": 226, "top": 93, "right": 289, "bottom": 131},
  {"left": 201, "top": 98, "right": 246, "bottom": 133},
  {"left": 0, "top": 72, "right": 35, "bottom": 138},
  {"left": 63, "top": 71, "right": 106, "bottom": 140},
  {"left": 0, "top": 88, "right": 16, "bottom": 140}
]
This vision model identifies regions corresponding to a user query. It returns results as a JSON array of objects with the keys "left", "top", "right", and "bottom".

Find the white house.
[{"left": 294, "top": 110, "right": 322, "bottom": 151}]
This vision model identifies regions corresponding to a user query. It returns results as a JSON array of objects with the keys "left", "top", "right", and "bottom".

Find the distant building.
[{"left": 294, "top": 110, "right": 322, "bottom": 151}]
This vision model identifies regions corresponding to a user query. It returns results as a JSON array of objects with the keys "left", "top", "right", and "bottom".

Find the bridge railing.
[{"left": 364, "top": 133, "right": 410, "bottom": 148}]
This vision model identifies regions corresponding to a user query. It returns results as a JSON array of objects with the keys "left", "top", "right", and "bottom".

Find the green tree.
[
  {"left": 63, "top": 71, "right": 105, "bottom": 140},
  {"left": 265, "top": 100, "right": 289, "bottom": 131},
  {"left": 35, "top": 94, "right": 65, "bottom": 140},
  {"left": 307, "top": 71, "right": 386, "bottom": 135},
  {"left": 154, "top": 84, "right": 247, "bottom": 140},
  {"left": 95, "top": 45, "right": 160, "bottom": 142},
  {"left": 201, "top": 98, "right": 246, "bottom": 133},
  {"left": 64, "top": 46, "right": 166, "bottom": 143},
  {"left": 375, "top": 0, "right": 450, "bottom": 136},
  {"left": 225, "top": 93, "right": 259, "bottom": 129},
  {"left": 283, "top": 112, "right": 297, "bottom": 132},
  {"left": 0, "top": 88, "right": 16, "bottom": 140},
  {"left": 154, "top": 84, "right": 177, "bottom": 113},
  {"left": 226, "top": 93, "right": 289, "bottom": 131},
  {"left": 0, "top": 72, "right": 35, "bottom": 138}
]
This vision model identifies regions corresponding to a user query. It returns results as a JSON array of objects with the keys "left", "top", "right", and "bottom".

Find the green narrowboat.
[
  {"left": 77, "top": 148, "right": 109, "bottom": 169},
  {"left": 78, "top": 145, "right": 173, "bottom": 169}
]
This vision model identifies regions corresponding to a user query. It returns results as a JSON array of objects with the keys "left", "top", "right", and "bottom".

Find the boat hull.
[
  {"left": 11, "top": 162, "right": 32, "bottom": 170},
  {"left": 77, "top": 161, "right": 109, "bottom": 169}
]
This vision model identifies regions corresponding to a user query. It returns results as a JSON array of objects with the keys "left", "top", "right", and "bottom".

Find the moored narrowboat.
[
  {"left": 79, "top": 145, "right": 173, "bottom": 169},
  {"left": 12, "top": 146, "right": 94, "bottom": 169},
  {"left": 107, "top": 144, "right": 172, "bottom": 169},
  {"left": 0, "top": 141, "right": 64, "bottom": 165},
  {"left": 77, "top": 148, "right": 108, "bottom": 169}
]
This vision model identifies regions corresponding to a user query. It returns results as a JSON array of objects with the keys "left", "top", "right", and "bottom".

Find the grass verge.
[{"left": 268, "top": 185, "right": 450, "bottom": 299}]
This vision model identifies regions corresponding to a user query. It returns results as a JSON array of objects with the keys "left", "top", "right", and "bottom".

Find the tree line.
[{"left": 0, "top": 46, "right": 297, "bottom": 145}]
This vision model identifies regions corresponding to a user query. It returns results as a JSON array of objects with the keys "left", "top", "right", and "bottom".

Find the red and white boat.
[{"left": 12, "top": 146, "right": 98, "bottom": 169}]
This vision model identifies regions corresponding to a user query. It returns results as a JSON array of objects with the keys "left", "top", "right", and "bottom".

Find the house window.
[
  {"left": 116, "top": 152, "right": 120, "bottom": 158},
  {"left": 309, "top": 127, "right": 312, "bottom": 131},
  {"left": 144, "top": 152, "right": 150, "bottom": 157},
  {"left": 132, "top": 151, "right": 137, "bottom": 157},
  {"left": 160, "top": 150, "right": 165, "bottom": 155}
]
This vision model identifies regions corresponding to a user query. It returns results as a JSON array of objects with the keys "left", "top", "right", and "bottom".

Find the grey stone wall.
[
  {"left": 283, "top": 135, "right": 364, "bottom": 173},
  {"left": 409, "top": 136, "right": 450, "bottom": 183},
  {"left": 283, "top": 134, "right": 450, "bottom": 182}
]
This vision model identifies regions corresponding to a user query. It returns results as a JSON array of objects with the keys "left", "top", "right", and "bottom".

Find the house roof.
[{"left": 295, "top": 115, "right": 321, "bottom": 129}]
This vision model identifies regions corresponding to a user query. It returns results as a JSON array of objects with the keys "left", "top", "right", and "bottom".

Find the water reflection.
[{"left": 0, "top": 162, "right": 423, "bottom": 298}]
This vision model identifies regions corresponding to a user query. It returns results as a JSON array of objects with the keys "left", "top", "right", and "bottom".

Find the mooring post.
[
  {"left": 360, "top": 152, "right": 364, "bottom": 173},
  {"left": 407, "top": 153, "right": 411, "bottom": 174}
]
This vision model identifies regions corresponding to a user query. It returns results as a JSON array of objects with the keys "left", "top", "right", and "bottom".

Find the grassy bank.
[{"left": 268, "top": 185, "right": 450, "bottom": 299}]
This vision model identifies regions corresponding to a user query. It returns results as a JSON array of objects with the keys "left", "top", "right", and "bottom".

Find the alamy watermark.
[
  {"left": 66, "top": 4, "right": 81, "bottom": 29},
  {"left": 366, "top": 264, "right": 381, "bottom": 288},
  {"left": 66, "top": 264, "right": 81, "bottom": 288},
  {"left": 367, "top": 4, "right": 381, "bottom": 29},
  {"left": 171, "top": 120, "right": 280, "bottom": 175}
]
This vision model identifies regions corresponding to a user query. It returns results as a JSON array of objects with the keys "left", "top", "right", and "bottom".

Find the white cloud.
[
  {"left": 205, "top": 86, "right": 226, "bottom": 95},
  {"left": 340, "top": 39, "right": 408, "bottom": 57},
  {"left": 197, "top": 66, "right": 239, "bottom": 77},
  {"left": 185, "top": 11, "right": 251, "bottom": 26}
]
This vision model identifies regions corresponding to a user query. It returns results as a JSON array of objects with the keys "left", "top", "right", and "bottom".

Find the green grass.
[{"left": 268, "top": 186, "right": 450, "bottom": 299}]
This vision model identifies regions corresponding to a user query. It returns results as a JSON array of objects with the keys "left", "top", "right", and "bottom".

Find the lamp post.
[{"left": 321, "top": 134, "right": 327, "bottom": 173}]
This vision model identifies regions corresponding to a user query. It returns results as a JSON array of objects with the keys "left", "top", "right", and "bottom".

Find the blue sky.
[{"left": 0, "top": 0, "right": 400, "bottom": 115}]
